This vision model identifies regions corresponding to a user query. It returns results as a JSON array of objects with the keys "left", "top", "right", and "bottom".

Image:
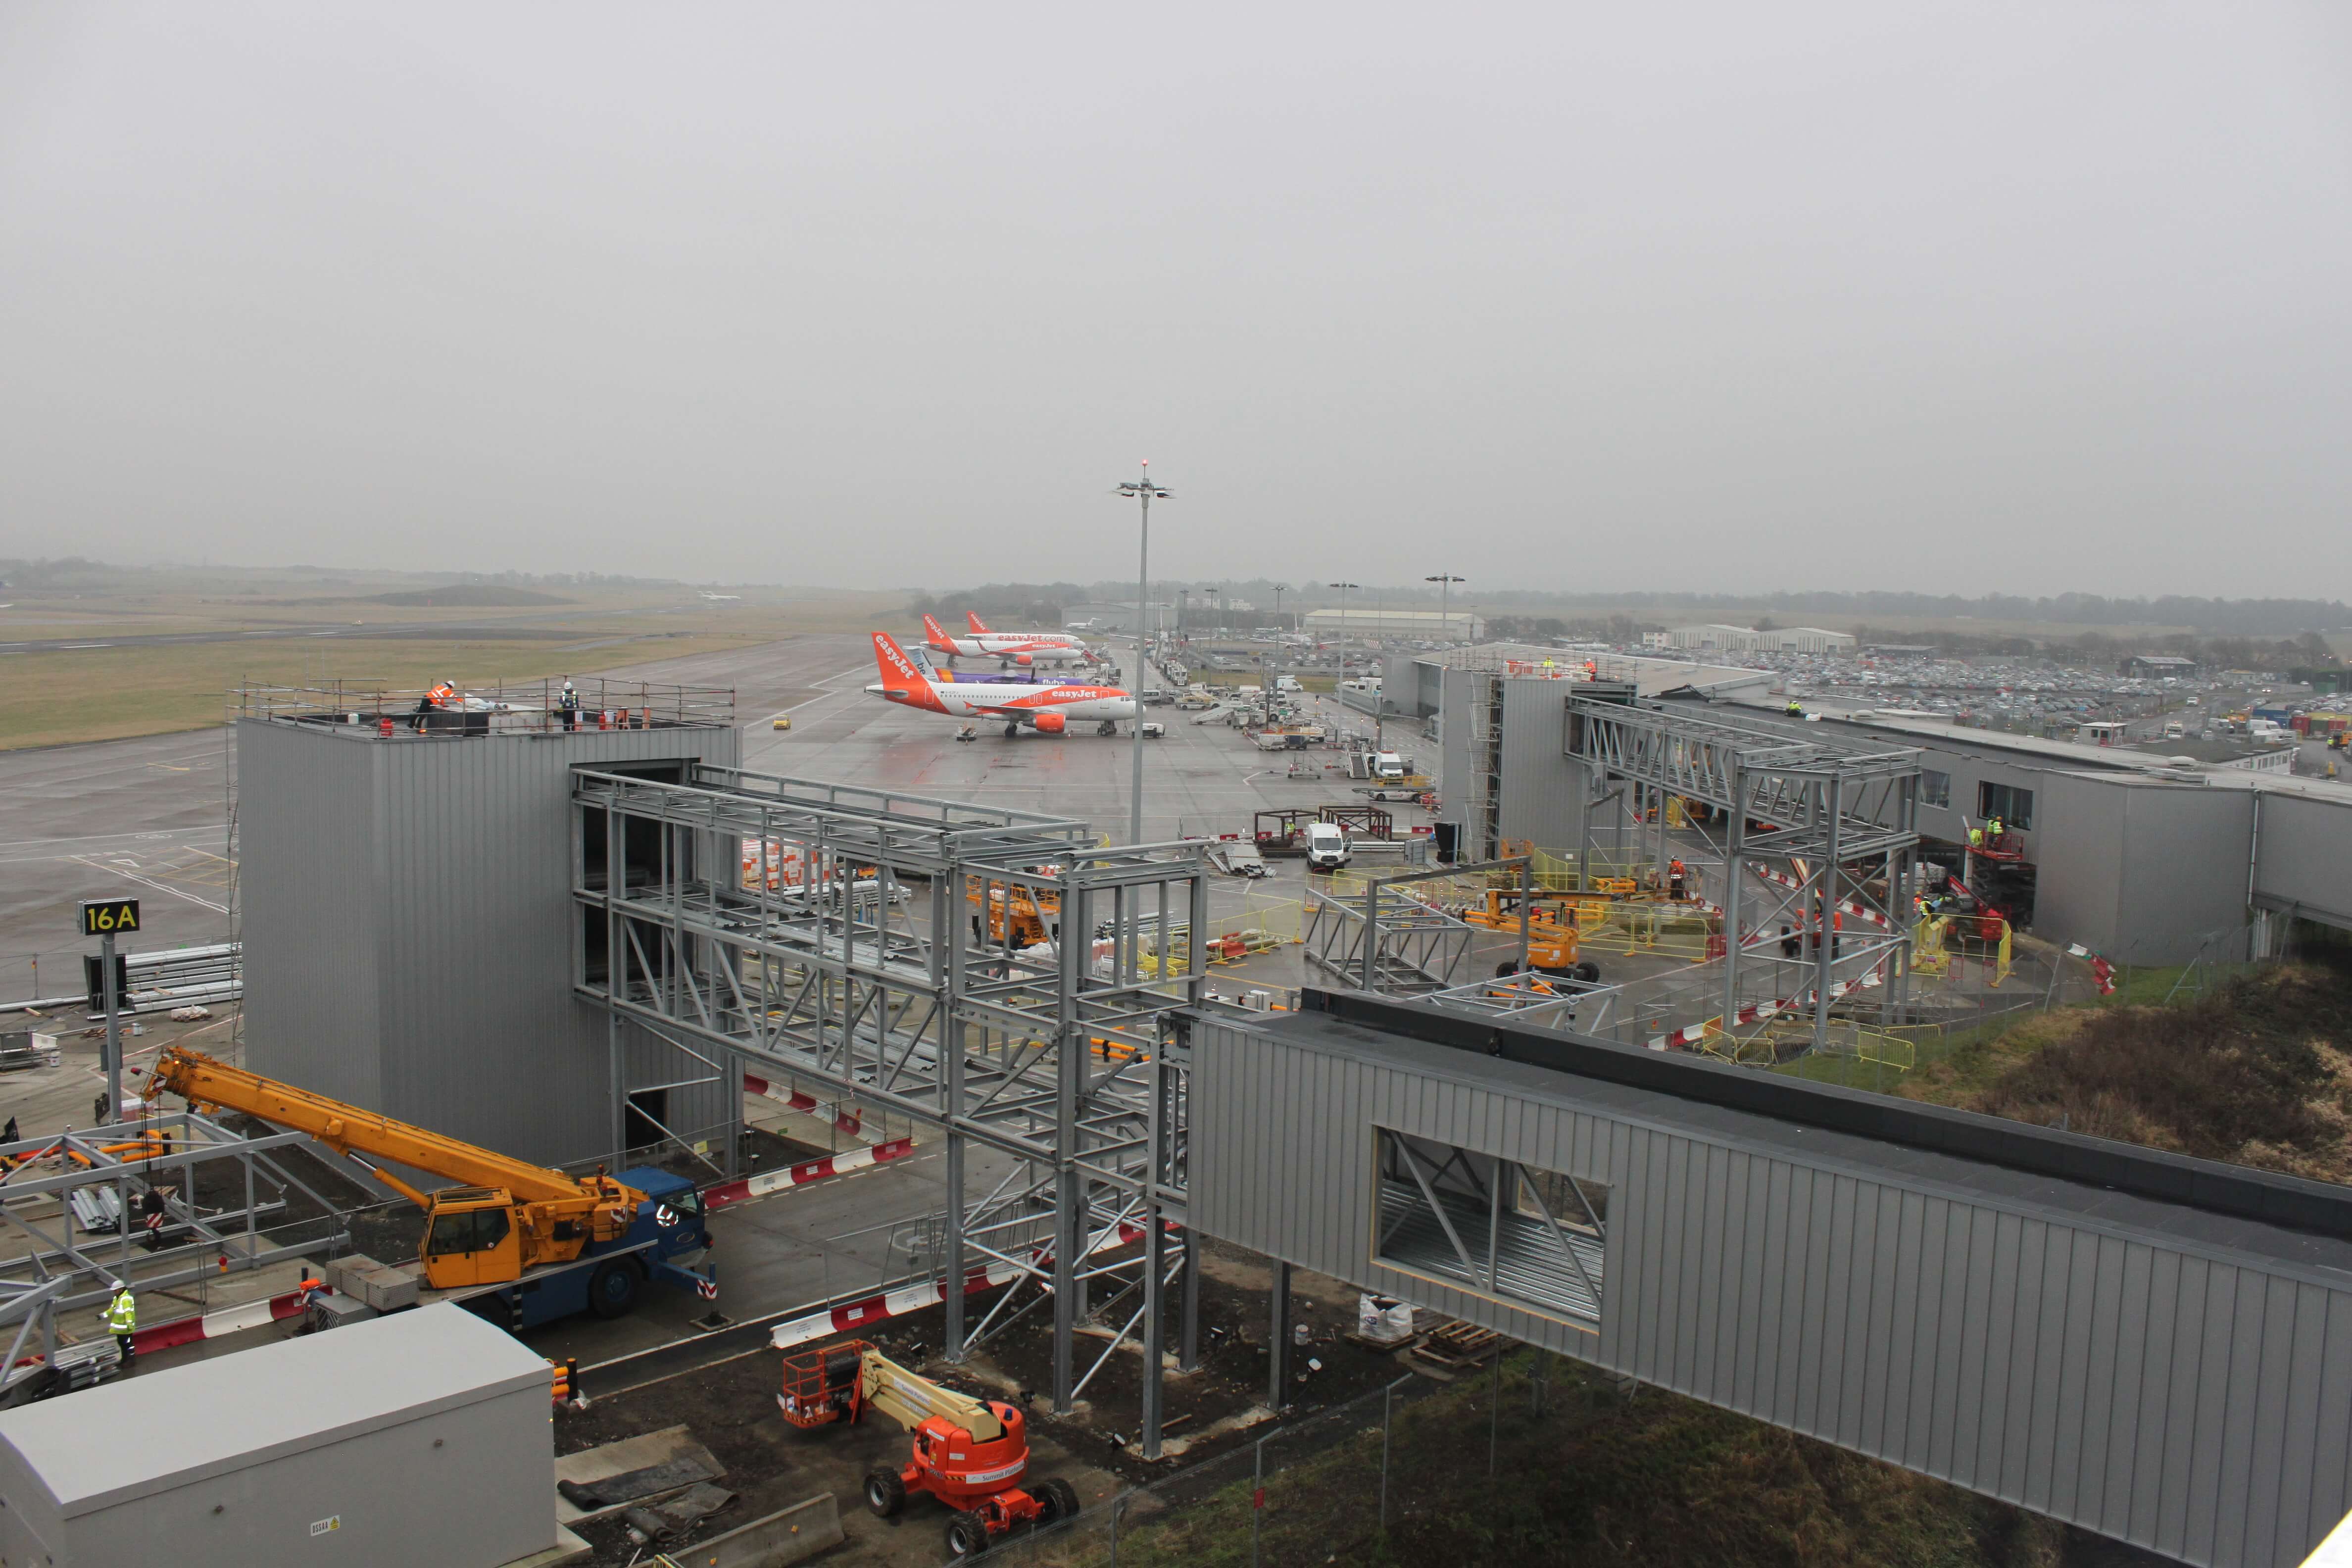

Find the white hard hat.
[{"left": 110, "top": 1279, "right": 125, "bottom": 1291}]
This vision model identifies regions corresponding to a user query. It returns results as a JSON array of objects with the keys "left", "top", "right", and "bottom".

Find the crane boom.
[
  {"left": 145, "top": 1048, "right": 633, "bottom": 1208},
  {"left": 143, "top": 1047, "right": 656, "bottom": 1290},
  {"left": 859, "top": 1350, "right": 1005, "bottom": 1443}
]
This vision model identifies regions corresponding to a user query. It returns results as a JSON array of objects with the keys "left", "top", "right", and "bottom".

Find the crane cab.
[{"left": 422, "top": 1188, "right": 522, "bottom": 1289}]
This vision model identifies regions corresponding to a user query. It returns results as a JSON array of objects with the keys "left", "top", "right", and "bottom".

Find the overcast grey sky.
[{"left": 3, "top": 4, "right": 2348, "bottom": 597}]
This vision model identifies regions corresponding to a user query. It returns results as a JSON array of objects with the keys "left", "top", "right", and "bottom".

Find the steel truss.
[
  {"left": 1304, "top": 859, "right": 1532, "bottom": 996},
  {"left": 572, "top": 766, "right": 1208, "bottom": 1453},
  {"left": 0, "top": 1113, "right": 347, "bottom": 1399},
  {"left": 1566, "top": 698, "right": 1921, "bottom": 1055}
]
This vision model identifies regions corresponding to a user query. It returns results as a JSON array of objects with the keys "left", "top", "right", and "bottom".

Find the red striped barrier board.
[
  {"left": 131, "top": 1279, "right": 325, "bottom": 1356},
  {"left": 703, "top": 1137, "right": 916, "bottom": 1211},
  {"left": 742, "top": 1072, "right": 868, "bottom": 1139},
  {"left": 1647, "top": 969, "right": 1884, "bottom": 1051},
  {"left": 1748, "top": 866, "right": 1893, "bottom": 929},
  {"left": 769, "top": 1223, "right": 1149, "bottom": 1350}
]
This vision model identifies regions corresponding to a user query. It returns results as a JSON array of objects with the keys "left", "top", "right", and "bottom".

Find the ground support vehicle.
[
  {"left": 1355, "top": 773, "right": 1433, "bottom": 802},
  {"left": 779, "top": 1340, "right": 1080, "bottom": 1557},
  {"left": 142, "top": 1048, "right": 714, "bottom": 1332},
  {"left": 1460, "top": 890, "right": 1600, "bottom": 980}
]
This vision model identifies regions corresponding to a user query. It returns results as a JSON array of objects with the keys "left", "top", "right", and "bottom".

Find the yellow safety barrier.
[
  {"left": 1911, "top": 915, "right": 1951, "bottom": 976},
  {"left": 1854, "top": 1029, "right": 1916, "bottom": 1071},
  {"left": 1994, "top": 922, "right": 2013, "bottom": 987}
]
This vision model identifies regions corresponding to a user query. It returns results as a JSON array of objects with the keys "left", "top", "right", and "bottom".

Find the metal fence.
[{"left": 976, "top": 1345, "right": 1595, "bottom": 1568}]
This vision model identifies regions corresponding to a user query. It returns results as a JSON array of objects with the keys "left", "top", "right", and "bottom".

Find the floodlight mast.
[
  {"left": 1327, "top": 582, "right": 1360, "bottom": 655},
  {"left": 1115, "top": 462, "right": 1170, "bottom": 844},
  {"left": 1426, "top": 574, "right": 1466, "bottom": 642}
]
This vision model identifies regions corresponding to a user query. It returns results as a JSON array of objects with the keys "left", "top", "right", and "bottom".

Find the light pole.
[
  {"left": 1116, "top": 463, "right": 1170, "bottom": 843},
  {"left": 1327, "top": 582, "right": 1359, "bottom": 667},
  {"left": 1272, "top": 584, "right": 1288, "bottom": 636},
  {"left": 1426, "top": 574, "right": 1466, "bottom": 644}
]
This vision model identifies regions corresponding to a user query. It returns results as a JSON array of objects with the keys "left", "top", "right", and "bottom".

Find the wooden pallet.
[{"left": 1409, "top": 1321, "right": 1503, "bottom": 1371}]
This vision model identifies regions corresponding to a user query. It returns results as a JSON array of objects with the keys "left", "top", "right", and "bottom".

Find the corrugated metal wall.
[
  {"left": 2254, "top": 793, "right": 2352, "bottom": 932},
  {"left": 242, "top": 720, "right": 740, "bottom": 1167},
  {"left": 1191, "top": 1014, "right": 2352, "bottom": 1568},
  {"left": 240, "top": 719, "right": 384, "bottom": 1111}
]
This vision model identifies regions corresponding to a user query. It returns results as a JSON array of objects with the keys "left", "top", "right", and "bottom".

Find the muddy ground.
[{"left": 552, "top": 1237, "right": 1400, "bottom": 1565}]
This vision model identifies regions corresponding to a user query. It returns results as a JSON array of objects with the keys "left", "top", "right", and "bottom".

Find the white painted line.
[{"left": 67, "top": 855, "right": 231, "bottom": 915}]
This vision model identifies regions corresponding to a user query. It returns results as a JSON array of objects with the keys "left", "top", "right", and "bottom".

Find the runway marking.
[{"left": 67, "top": 855, "right": 231, "bottom": 915}]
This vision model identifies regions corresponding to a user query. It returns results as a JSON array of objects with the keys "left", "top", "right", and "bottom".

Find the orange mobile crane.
[
  {"left": 143, "top": 1047, "right": 713, "bottom": 1324},
  {"left": 779, "top": 1339, "right": 1080, "bottom": 1557}
]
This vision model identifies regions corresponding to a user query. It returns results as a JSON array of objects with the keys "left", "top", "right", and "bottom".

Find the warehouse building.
[
  {"left": 1302, "top": 606, "right": 1483, "bottom": 641},
  {"left": 1641, "top": 624, "right": 1858, "bottom": 654}
]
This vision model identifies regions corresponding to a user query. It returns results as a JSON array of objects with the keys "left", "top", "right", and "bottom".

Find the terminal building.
[{"left": 1383, "top": 647, "right": 2352, "bottom": 966}]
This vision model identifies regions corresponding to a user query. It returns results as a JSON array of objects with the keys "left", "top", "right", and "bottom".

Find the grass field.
[{"left": 0, "top": 578, "right": 910, "bottom": 749}]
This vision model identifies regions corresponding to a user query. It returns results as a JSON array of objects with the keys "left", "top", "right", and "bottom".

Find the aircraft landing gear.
[
  {"left": 1004, "top": 723, "right": 1020, "bottom": 738},
  {"left": 1096, "top": 720, "right": 1118, "bottom": 736}
]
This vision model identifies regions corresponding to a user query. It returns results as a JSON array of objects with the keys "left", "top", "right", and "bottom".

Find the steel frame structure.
[
  {"left": 571, "top": 765, "right": 1209, "bottom": 1453},
  {"left": 1303, "top": 858, "right": 1533, "bottom": 996},
  {"left": 0, "top": 1113, "right": 349, "bottom": 1397},
  {"left": 1566, "top": 698, "right": 1921, "bottom": 1055}
]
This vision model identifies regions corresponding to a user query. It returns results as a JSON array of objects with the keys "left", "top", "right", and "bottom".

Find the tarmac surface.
[{"left": 0, "top": 631, "right": 1434, "bottom": 1374}]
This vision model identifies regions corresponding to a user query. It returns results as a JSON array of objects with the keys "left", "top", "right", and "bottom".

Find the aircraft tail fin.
[
  {"left": 966, "top": 611, "right": 992, "bottom": 635},
  {"left": 873, "top": 632, "right": 930, "bottom": 696}
]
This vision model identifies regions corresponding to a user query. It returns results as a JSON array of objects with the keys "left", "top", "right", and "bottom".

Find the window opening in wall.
[
  {"left": 1920, "top": 769, "right": 1951, "bottom": 809},
  {"left": 1373, "top": 1127, "right": 1605, "bottom": 1325},
  {"left": 1976, "top": 781, "right": 2034, "bottom": 831}
]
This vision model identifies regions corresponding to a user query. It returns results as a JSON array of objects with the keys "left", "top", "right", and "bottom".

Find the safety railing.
[{"left": 229, "top": 677, "right": 735, "bottom": 734}]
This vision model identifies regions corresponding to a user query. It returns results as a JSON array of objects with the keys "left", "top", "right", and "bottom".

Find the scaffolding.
[
  {"left": 1565, "top": 698, "right": 1921, "bottom": 1057},
  {"left": 570, "top": 765, "right": 1209, "bottom": 1454},
  {"left": 0, "top": 1112, "right": 350, "bottom": 1401}
]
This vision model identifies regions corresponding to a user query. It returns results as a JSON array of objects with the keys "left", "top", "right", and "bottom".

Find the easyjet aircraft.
[
  {"left": 966, "top": 612, "right": 1084, "bottom": 648},
  {"left": 868, "top": 633, "right": 1137, "bottom": 736},
  {"left": 921, "top": 613, "right": 1093, "bottom": 668}
]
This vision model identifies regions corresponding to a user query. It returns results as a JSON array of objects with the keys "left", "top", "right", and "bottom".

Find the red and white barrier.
[
  {"left": 131, "top": 1279, "right": 325, "bottom": 1356},
  {"left": 1647, "top": 969, "right": 1883, "bottom": 1051},
  {"left": 1747, "top": 866, "right": 1893, "bottom": 929},
  {"left": 703, "top": 1137, "right": 916, "bottom": 1211},
  {"left": 743, "top": 1072, "right": 868, "bottom": 1140},
  {"left": 769, "top": 1222, "right": 1150, "bottom": 1350}
]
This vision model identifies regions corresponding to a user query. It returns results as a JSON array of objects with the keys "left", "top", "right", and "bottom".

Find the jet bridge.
[{"left": 1190, "top": 987, "right": 2352, "bottom": 1568}]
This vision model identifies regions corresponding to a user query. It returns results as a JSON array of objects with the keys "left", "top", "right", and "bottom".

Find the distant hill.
[{"left": 360, "top": 586, "right": 574, "bottom": 607}]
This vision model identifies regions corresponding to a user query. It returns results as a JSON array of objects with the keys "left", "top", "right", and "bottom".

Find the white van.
[{"left": 1303, "top": 822, "right": 1351, "bottom": 870}]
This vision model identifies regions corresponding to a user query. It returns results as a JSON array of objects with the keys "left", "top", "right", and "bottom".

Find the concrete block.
[
  {"left": 349, "top": 1259, "right": 420, "bottom": 1312},
  {"left": 654, "top": 1494, "right": 842, "bottom": 1568}
]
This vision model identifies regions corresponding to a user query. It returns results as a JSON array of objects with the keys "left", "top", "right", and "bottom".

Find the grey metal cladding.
[
  {"left": 1189, "top": 1010, "right": 2352, "bottom": 1568},
  {"left": 240, "top": 720, "right": 739, "bottom": 1168}
]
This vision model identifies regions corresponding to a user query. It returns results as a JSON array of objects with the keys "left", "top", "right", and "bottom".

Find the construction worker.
[
  {"left": 1668, "top": 858, "right": 1687, "bottom": 901},
  {"left": 104, "top": 1279, "right": 136, "bottom": 1371},
  {"left": 557, "top": 679, "right": 582, "bottom": 733},
  {"left": 1785, "top": 699, "right": 1803, "bottom": 717},
  {"left": 1779, "top": 925, "right": 1801, "bottom": 960},
  {"left": 411, "top": 679, "right": 456, "bottom": 733},
  {"left": 1986, "top": 814, "right": 2004, "bottom": 842},
  {"left": 1968, "top": 824, "right": 1984, "bottom": 849}
]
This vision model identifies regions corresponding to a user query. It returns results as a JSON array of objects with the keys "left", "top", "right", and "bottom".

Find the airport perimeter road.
[{"left": 0, "top": 602, "right": 727, "bottom": 655}]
